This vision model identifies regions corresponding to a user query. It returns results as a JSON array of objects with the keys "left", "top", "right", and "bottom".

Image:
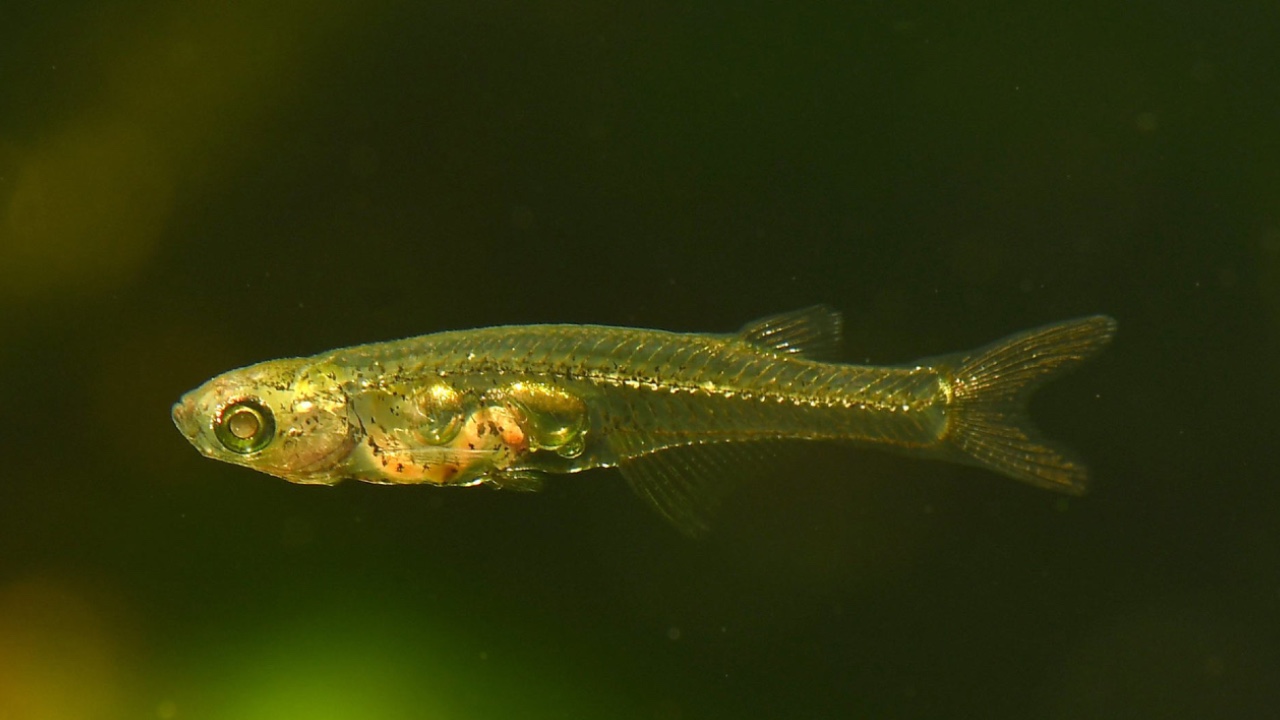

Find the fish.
[{"left": 172, "top": 307, "right": 1116, "bottom": 535}]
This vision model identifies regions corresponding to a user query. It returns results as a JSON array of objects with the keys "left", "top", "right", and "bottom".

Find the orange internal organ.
[{"left": 372, "top": 403, "right": 529, "bottom": 485}]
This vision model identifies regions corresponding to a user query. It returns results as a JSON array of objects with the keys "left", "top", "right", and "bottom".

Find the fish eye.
[{"left": 214, "top": 399, "right": 276, "bottom": 454}]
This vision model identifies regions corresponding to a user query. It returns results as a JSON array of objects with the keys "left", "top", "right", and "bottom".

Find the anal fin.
[{"left": 618, "top": 442, "right": 774, "bottom": 537}]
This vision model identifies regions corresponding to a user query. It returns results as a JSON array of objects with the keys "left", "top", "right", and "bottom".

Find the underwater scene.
[{"left": 2, "top": 2, "right": 1278, "bottom": 719}]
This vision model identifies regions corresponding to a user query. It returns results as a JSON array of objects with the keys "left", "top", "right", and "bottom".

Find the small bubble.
[
  {"left": 279, "top": 517, "right": 315, "bottom": 549},
  {"left": 1258, "top": 228, "right": 1280, "bottom": 255},
  {"left": 666, "top": 626, "right": 681, "bottom": 641},
  {"left": 1203, "top": 655, "right": 1225, "bottom": 677},
  {"left": 654, "top": 701, "right": 683, "bottom": 720},
  {"left": 349, "top": 144, "right": 379, "bottom": 179},
  {"left": 510, "top": 205, "right": 536, "bottom": 231}
]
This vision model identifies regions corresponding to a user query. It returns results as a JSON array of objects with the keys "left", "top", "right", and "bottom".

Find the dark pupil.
[{"left": 227, "top": 409, "right": 260, "bottom": 439}]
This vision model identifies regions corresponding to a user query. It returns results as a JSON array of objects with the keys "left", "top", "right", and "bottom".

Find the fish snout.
[{"left": 171, "top": 397, "right": 200, "bottom": 441}]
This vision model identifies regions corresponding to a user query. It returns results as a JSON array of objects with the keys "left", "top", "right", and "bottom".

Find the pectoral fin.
[{"left": 487, "top": 469, "right": 548, "bottom": 492}]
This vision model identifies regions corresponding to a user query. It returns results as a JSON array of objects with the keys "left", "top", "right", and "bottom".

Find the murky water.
[{"left": 2, "top": 3, "right": 1277, "bottom": 718}]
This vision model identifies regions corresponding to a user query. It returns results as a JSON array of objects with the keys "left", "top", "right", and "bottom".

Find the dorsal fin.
[{"left": 736, "top": 305, "right": 843, "bottom": 360}]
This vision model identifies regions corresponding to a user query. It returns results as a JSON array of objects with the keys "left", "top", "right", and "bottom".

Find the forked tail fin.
[{"left": 941, "top": 315, "right": 1117, "bottom": 493}]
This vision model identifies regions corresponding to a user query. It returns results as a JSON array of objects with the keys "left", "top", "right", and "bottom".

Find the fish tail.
[{"left": 939, "top": 315, "right": 1117, "bottom": 493}]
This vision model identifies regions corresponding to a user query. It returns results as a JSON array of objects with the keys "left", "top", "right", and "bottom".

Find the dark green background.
[{"left": 2, "top": 2, "right": 1278, "bottom": 718}]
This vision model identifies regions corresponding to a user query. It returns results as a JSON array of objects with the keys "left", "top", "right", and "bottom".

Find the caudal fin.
[{"left": 942, "top": 315, "right": 1117, "bottom": 494}]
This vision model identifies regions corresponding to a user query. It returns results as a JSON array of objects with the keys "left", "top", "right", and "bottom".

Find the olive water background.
[{"left": 2, "top": 3, "right": 1278, "bottom": 719}]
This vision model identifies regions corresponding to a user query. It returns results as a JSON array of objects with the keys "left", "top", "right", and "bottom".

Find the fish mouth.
[{"left": 171, "top": 397, "right": 200, "bottom": 442}]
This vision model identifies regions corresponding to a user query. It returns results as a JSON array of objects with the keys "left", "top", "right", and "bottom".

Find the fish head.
[{"left": 172, "top": 358, "right": 356, "bottom": 484}]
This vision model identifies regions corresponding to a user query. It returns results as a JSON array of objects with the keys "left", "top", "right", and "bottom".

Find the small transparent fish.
[{"left": 172, "top": 307, "right": 1116, "bottom": 535}]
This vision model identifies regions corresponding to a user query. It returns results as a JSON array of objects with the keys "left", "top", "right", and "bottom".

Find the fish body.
[{"left": 172, "top": 307, "right": 1116, "bottom": 534}]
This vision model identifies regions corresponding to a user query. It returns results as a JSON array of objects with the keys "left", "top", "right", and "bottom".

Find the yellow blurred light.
[
  {"left": 1, "top": 118, "right": 173, "bottom": 300},
  {"left": 0, "top": 1, "right": 355, "bottom": 304},
  {"left": 0, "top": 577, "right": 126, "bottom": 720}
]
